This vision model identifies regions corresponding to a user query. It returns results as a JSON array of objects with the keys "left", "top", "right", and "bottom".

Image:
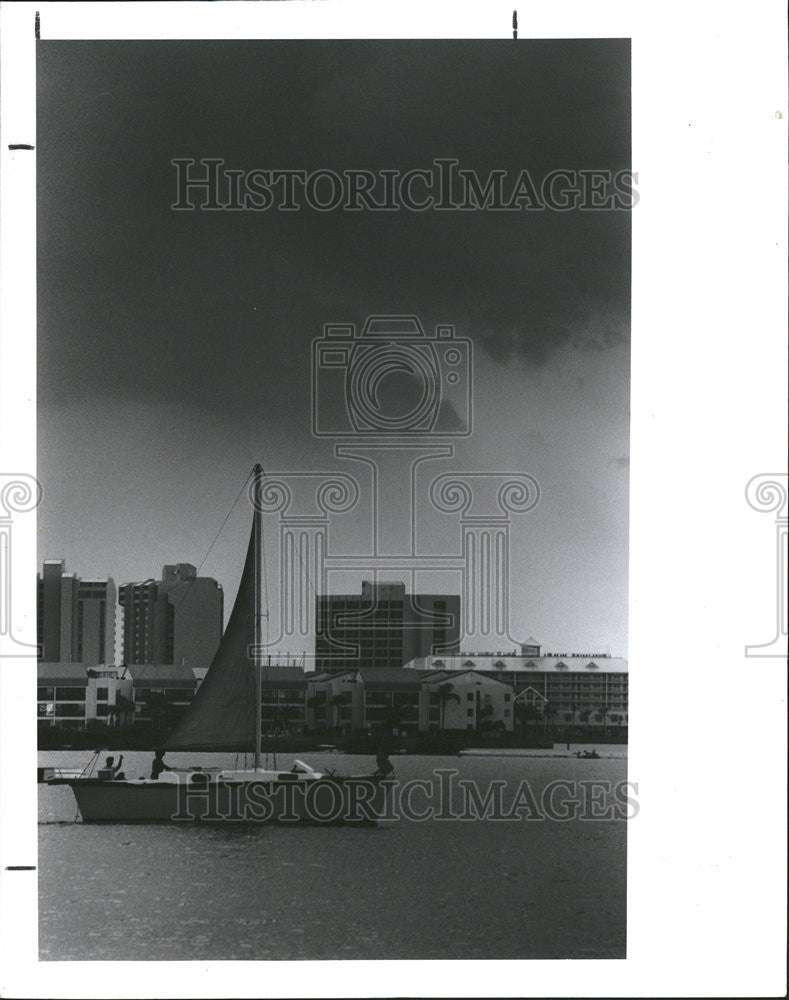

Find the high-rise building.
[
  {"left": 77, "top": 578, "right": 117, "bottom": 667},
  {"left": 119, "top": 563, "right": 223, "bottom": 672},
  {"left": 314, "top": 580, "right": 460, "bottom": 673},
  {"left": 37, "top": 560, "right": 115, "bottom": 665}
]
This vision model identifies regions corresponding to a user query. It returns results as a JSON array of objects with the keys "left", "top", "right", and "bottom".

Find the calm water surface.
[{"left": 39, "top": 747, "right": 627, "bottom": 961}]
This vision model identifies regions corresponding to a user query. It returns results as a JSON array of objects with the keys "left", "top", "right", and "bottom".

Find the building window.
[
  {"left": 504, "top": 709, "right": 511, "bottom": 718},
  {"left": 37, "top": 687, "right": 54, "bottom": 701},
  {"left": 96, "top": 687, "right": 108, "bottom": 701},
  {"left": 466, "top": 693, "right": 474, "bottom": 701},
  {"left": 55, "top": 687, "right": 86, "bottom": 701},
  {"left": 504, "top": 693, "right": 511, "bottom": 702},
  {"left": 467, "top": 708, "right": 473, "bottom": 717}
]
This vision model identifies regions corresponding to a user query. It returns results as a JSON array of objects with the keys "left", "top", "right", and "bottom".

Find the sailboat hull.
[{"left": 52, "top": 773, "right": 390, "bottom": 825}]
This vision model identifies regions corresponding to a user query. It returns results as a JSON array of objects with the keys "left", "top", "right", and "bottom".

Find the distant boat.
[{"left": 49, "top": 465, "right": 390, "bottom": 825}]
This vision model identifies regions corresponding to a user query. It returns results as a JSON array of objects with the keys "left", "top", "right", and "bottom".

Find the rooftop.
[
  {"left": 353, "top": 667, "right": 424, "bottom": 691},
  {"left": 126, "top": 662, "right": 197, "bottom": 684},
  {"left": 410, "top": 654, "right": 628, "bottom": 674},
  {"left": 259, "top": 666, "right": 307, "bottom": 687},
  {"left": 38, "top": 662, "right": 89, "bottom": 684}
]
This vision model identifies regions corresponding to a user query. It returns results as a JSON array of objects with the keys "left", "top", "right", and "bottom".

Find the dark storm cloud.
[{"left": 37, "top": 40, "right": 630, "bottom": 422}]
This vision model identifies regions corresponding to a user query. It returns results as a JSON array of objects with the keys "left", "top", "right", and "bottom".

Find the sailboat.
[{"left": 49, "top": 466, "right": 390, "bottom": 824}]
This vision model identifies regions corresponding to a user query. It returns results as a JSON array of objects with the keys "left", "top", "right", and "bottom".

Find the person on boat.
[
  {"left": 150, "top": 749, "right": 174, "bottom": 780},
  {"left": 373, "top": 749, "right": 394, "bottom": 777},
  {"left": 97, "top": 754, "right": 124, "bottom": 780}
]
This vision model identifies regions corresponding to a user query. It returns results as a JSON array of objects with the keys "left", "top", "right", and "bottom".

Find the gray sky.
[{"left": 37, "top": 39, "right": 630, "bottom": 656}]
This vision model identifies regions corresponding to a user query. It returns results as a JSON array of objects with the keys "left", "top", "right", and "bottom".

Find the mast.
[{"left": 253, "top": 463, "right": 262, "bottom": 771}]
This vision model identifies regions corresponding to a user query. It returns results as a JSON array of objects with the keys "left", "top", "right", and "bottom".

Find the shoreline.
[{"left": 38, "top": 731, "right": 628, "bottom": 757}]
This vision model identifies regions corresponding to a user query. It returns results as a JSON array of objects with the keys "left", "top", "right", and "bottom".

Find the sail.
[{"left": 164, "top": 527, "right": 258, "bottom": 751}]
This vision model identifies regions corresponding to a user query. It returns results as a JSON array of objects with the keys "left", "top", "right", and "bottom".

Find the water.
[{"left": 39, "top": 748, "right": 627, "bottom": 960}]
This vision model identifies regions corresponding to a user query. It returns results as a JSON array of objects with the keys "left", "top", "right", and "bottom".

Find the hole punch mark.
[
  {"left": 8, "top": 144, "right": 35, "bottom": 151},
  {"left": 512, "top": 10, "right": 518, "bottom": 39},
  {"left": 35, "top": 11, "right": 40, "bottom": 41},
  {"left": 5, "top": 865, "right": 36, "bottom": 871}
]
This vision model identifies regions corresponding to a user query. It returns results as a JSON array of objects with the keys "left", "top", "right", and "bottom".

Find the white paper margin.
[{"left": 1, "top": 2, "right": 786, "bottom": 998}]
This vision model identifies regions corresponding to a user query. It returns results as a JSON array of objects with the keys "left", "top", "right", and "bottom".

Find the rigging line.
[
  {"left": 196, "top": 469, "right": 256, "bottom": 578},
  {"left": 136, "top": 470, "right": 255, "bottom": 678}
]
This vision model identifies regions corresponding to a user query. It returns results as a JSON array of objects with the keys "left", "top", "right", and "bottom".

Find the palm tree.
[
  {"left": 515, "top": 701, "right": 541, "bottom": 737},
  {"left": 330, "top": 691, "right": 352, "bottom": 729},
  {"left": 142, "top": 690, "right": 178, "bottom": 733},
  {"left": 436, "top": 682, "right": 460, "bottom": 730},
  {"left": 306, "top": 693, "right": 324, "bottom": 730},
  {"left": 278, "top": 703, "right": 292, "bottom": 733},
  {"left": 107, "top": 693, "right": 135, "bottom": 728},
  {"left": 477, "top": 699, "right": 494, "bottom": 732}
]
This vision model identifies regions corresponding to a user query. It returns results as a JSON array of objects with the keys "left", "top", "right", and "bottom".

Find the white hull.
[{"left": 53, "top": 770, "right": 389, "bottom": 825}]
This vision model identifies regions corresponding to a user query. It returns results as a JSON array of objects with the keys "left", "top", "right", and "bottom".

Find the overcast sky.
[{"left": 37, "top": 39, "right": 630, "bottom": 657}]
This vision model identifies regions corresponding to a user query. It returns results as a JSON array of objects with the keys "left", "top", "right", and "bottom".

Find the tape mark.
[
  {"left": 8, "top": 144, "right": 35, "bottom": 151},
  {"left": 35, "top": 11, "right": 40, "bottom": 41},
  {"left": 512, "top": 10, "right": 518, "bottom": 39},
  {"left": 5, "top": 865, "right": 36, "bottom": 871}
]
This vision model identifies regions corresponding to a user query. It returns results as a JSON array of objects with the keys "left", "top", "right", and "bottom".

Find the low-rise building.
[
  {"left": 37, "top": 663, "right": 133, "bottom": 730},
  {"left": 260, "top": 665, "right": 308, "bottom": 733},
  {"left": 127, "top": 662, "right": 197, "bottom": 728},
  {"left": 421, "top": 670, "right": 515, "bottom": 732},
  {"left": 303, "top": 667, "right": 514, "bottom": 734},
  {"left": 404, "top": 641, "right": 628, "bottom": 731},
  {"left": 306, "top": 667, "right": 424, "bottom": 734}
]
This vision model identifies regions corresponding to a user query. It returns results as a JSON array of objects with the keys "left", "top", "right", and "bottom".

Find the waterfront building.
[
  {"left": 127, "top": 661, "right": 198, "bottom": 728},
  {"left": 304, "top": 666, "right": 515, "bottom": 734},
  {"left": 420, "top": 670, "right": 515, "bottom": 732},
  {"left": 306, "top": 667, "right": 421, "bottom": 733},
  {"left": 260, "top": 665, "right": 308, "bottom": 733},
  {"left": 37, "top": 662, "right": 133, "bottom": 730},
  {"left": 119, "top": 563, "right": 223, "bottom": 673},
  {"left": 37, "top": 560, "right": 116, "bottom": 666},
  {"left": 304, "top": 672, "right": 335, "bottom": 731},
  {"left": 314, "top": 581, "right": 460, "bottom": 673},
  {"left": 404, "top": 640, "right": 628, "bottom": 730}
]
